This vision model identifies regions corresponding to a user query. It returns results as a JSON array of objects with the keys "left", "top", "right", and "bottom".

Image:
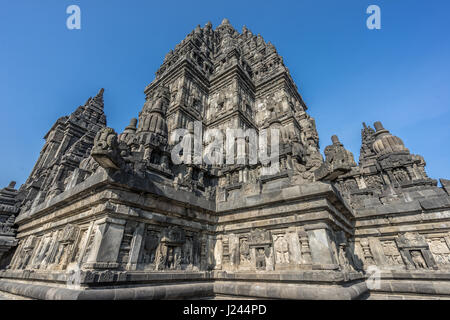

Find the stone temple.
[{"left": 1, "top": 19, "right": 450, "bottom": 300}]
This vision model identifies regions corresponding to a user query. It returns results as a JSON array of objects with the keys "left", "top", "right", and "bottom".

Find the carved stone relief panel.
[
  {"left": 427, "top": 237, "right": 450, "bottom": 268},
  {"left": 183, "top": 236, "right": 195, "bottom": 268},
  {"left": 381, "top": 240, "right": 404, "bottom": 266},
  {"left": 117, "top": 222, "right": 136, "bottom": 269},
  {"left": 410, "top": 250, "right": 428, "bottom": 269},
  {"left": 239, "top": 236, "right": 252, "bottom": 268},
  {"left": 81, "top": 226, "right": 97, "bottom": 265},
  {"left": 72, "top": 228, "right": 89, "bottom": 265},
  {"left": 273, "top": 233, "right": 290, "bottom": 266},
  {"left": 138, "top": 228, "right": 160, "bottom": 270},
  {"left": 247, "top": 229, "right": 273, "bottom": 271},
  {"left": 221, "top": 235, "right": 230, "bottom": 265}
]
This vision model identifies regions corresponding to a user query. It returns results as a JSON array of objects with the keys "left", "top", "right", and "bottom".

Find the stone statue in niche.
[
  {"left": 338, "top": 243, "right": 354, "bottom": 271},
  {"left": 166, "top": 246, "right": 175, "bottom": 269},
  {"left": 239, "top": 238, "right": 251, "bottom": 264},
  {"left": 274, "top": 234, "right": 289, "bottom": 264},
  {"left": 163, "top": 246, "right": 182, "bottom": 270},
  {"left": 141, "top": 230, "right": 159, "bottom": 265},
  {"left": 184, "top": 166, "right": 193, "bottom": 183},
  {"left": 155, "top": 244, "right": 168, "bottom": 271},
  {"left": 182, "top": 237, "right": 194, "bottom": 265},
  {"left": 174, "top": 246, "right": 182, "bottom": 269},
  {"left": 255, "top": 247, "right": 266, "bottom": 270},
  {"left": 411, "top": 250, "right": 427, "bottom": 269},
  {"left": 198, "top": 171, "right": 204, "bottom": 186},
  {"left": 160, "top": 155, "right": 170, "bottom": 172}
]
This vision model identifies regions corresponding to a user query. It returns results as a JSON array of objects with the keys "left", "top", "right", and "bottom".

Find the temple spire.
[{"left": 86, "top": 88, "right": 105, "bottom": 112}]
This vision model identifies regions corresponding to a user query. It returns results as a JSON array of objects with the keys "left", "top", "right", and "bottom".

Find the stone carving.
[
  {"left": 427, "top": 237, "right": 450, "bottom": 266},
  {"left": 365, "top": 175, "right": 383, "bottom": 189},
  {"left": 57, "top": 224, "right": 79, "bottom": 244},
  {"left": 410, "top": 250, "right": 427, "bottom": 269},
  {"left": 239, "top": 237, "right": 251, "bottom": 264},
  {"left": 255, "top": 248, "right": 266, "bottom": 270},
  {"left": 92, "top": 127, "right": 123, "bottom": 170},
  {"left": 381, "top": 240, "right": 404, "bottom": 266},
  {"left": 338, "top": 243, "right": 354, "bottom": 271},
  {"left": 395, "top": 233, "right": 437, "bottom": 270},
  {"left": 140, "top": 230, "right": 159, "bottom": 266},
  {"left": 273, "top": 234, "right": 289, "bottom": 264},
  {"left": 298, "top": 230, "right": 312, "bottom": 265},
  {"left": 315, "top": 135, "right": 357, "bottom": 181},
  {"left": 249, "top": 229, "right": 271, "bottom": 245}
]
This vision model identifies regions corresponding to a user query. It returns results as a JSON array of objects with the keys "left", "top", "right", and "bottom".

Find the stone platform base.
[
  {"left": 0, "top": 269, "right": 368, "bottom": 300},
  {"left": 3, "top": 270, "right": 450, "bottom": 300},
  {"left": 366, "top": 270, "right": 450, "bottom": 299}
]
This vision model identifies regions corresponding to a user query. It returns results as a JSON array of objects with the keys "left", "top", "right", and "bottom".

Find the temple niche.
[{"left": 1, "top": 19, "right": 450, "bottom": 300}]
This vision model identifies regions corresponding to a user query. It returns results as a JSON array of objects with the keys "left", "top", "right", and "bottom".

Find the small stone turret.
[
  {"left": 314, "top": 135, "right": 356, "bottom": 181},
  {"left": 137, "top": 86, "right": 170, "bottom": 146},
  {"left": 0, "top": 181, "right": 19, "bottom": 267},
  {"left": 372, "top": 121, "right": 409, "bottom": 156}
]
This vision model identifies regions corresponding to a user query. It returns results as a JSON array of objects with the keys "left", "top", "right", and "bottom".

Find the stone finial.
[
  {"left": 221, "top": 18, "right": 230, "bottom": 25},
  {"left": 95, "top": 88, "right": 104, "bottom": 99},
  {"left": 87, "top": 88, "right": 105, "bottom": 111},
  {"left": 187, "top": 122, "right": 194, "bottom": 134},
  {"left": 374, "top": 121, "right": 385, "bottom": 132},
  {"left": 125, "top": 118, "right": 138, "bottom": 132},
  {"left": 129, "top": 118, "right": 137, "bottom": 128},
  {"left": 8, "top": 181, "right": 16, "bottom": 189},
  {"left": 331, "top": 135, "right": 340, "bottom": 145},
  {"left": 315, "top": 135, "right": 356, "bottom": 181},
  {"left": 372, "top": 121, "right": 409, "bottom": 155}
]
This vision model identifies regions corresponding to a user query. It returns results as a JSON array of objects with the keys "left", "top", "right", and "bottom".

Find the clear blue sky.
[{"left": 0, "top": 0, "right": 449, "bottom": 187}]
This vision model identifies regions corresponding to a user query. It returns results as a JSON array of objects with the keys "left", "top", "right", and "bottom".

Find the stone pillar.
[
  {"left": 298, "top": 230, "right": 312, "bottom": 265},
  {"left": 306, "top": 225, "right": 337, "bottom": 266},
  {"left": 359, "top": 238, "right": 375, "bottom": 267},
  {"left": 229, "top": 234, "right": 239, "bottom": 269},
  {"left": 214, "top": 236, "right": 223, "bottom": 270},
  {"left": 286, "top": 227, "right": 302, "bottom": 265},
  {"left": 207, "top": 235, "right": 216, "bottom": 270},
  {"left": 126, "top": 222, "right": 145, "bottom": 271},
  {"left": 84, "top": 217, "right": 126, "bottom": 269},
  {"left": 368, "top": 237, "right": 388, "bottom": 266},
  {"left": 76, "top": 222, "right": 94, "bottom": 266}
]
